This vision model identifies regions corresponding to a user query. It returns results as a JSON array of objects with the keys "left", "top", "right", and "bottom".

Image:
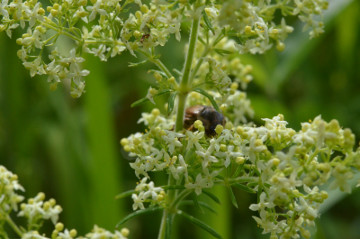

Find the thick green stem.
[
  {"left": 175, "top": 11, "right": 201, "bottom": 131},
  {"left": 175, "top": 93, "right": 187, "bottom": 132},
  {"left": 158, "top": 11, "right": 201, "bottom": 239}
]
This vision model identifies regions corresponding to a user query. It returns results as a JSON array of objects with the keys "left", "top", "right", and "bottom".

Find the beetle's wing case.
[{"left": 183, "top": 105, "right": 205, "bottom": 130}]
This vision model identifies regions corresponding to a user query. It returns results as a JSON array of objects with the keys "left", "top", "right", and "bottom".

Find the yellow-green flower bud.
[
  {"left": 244, "top": 26, "right": 252, "bottom": 34},
  {"left": 55, "top": 222, "right": 64, "bottom": 232},
  {"left": 276, "top": 41, "right": 285, "bottom": 52},
  {"left": 220, "top": 144, "right": 227, "bottom": 152},
  {"left": 37, "top": 8, "right": 45, "bottom": 15},
  {"left": 133, "top": 30, "right": 142, "bottom": 38},
  {"left": 38, "top": 192, "right": 46, "bottom": 201},
  {"left": 235, "top": 156, "right": 245, "bottom": 164},
  {"left": 43, "top": 201, "right": 50, "bottom": 210},
  {"left": 215, "top": 124, "right": 223, "bottom": 135},
  {"left": 225, "top": 122, "right": 233, "bottom": 130},
  {"left": 151, "top": 108, "right": 160, "bottom": 116},
  {"left": 49, "top": 198, "right": 56, "bottom": 206},
  {"left": 50, "top": 9, "right": 59, "bottom": 16},
  {"left": 120, "top": 138, "right": 129, "bottom": 146},
  {"left": 121, "top": 228, "right": 130, "bottom": 237},
  {"left": 272, "top": 158, "right": 280, "bottom": 166},
  {"left": 141, "top": 5, "right": 149, "bottom": 13},
  {"left": 69, "top": 229, "right": 77, "bottom": 238},
  {"left": 124, "top": 145, "right": 131, "bottom": 152}
]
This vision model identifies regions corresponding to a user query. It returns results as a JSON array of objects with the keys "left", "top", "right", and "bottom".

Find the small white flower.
[
  {"left": 23, "top": 57, "right": 46, "bottom": 77},
  {"left": 162, "top": 130, "right": 184, "bottom": 154},
  {"left": 186, "top": 174, "right": 209, "bottom": 195},
  {"left": 249, "top": 192, "right": 274, "bottom": 211},
  {"left": 87, "top": 0, "right": 108, "bottom": 22},
  {"left": 131, "top": 193, "right": 145, "bottom": 210},
  {"left": 143, "top": 181, "right": 162, "bottom": 200},
  {"left": 22, "top": 231, "right": 48, "bottom": 239}
]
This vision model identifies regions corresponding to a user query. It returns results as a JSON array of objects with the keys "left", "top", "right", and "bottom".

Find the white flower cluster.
[
  {"left": 205, "top": 0, "right": 328, "bottom": 54},
  {"left": 131, "top": 177, "right": 165, "bottom": 210},
  {"left": 0, "top": 166, "right": 130, "bottom": 239},
  {"left": 0, "top": 0, "right": 328, "bottom": 98},
  {"left": 18, "top": 192, "right": 62, "bottom": 226},
  {"left": 0, "top": 165, "right": 24, "bottom": 213},
  {"left": 122, "top": 107, "right": 360, "bottom": 238}
]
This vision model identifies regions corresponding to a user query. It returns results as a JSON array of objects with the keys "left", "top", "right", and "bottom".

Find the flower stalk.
[{"left": 175, "top": 10, "right": 201, "bottom": 132}]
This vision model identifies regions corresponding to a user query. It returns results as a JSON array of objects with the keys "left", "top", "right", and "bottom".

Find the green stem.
[
  {"left": 40, "top": 21, "right": 82, "bottom": 42},
  {"left": 157, "top": 210, "right": 169, "bottom": 239},
  {"left": 157, "top": 176, "right": 176, "bottom": 239},
  {"left": 175, "top": 93, "right": 187, "bottom": 132},
  {"left": 190, "top": 31, "right": 225, "bottom": 81},
  {"left": 158, "top": 6, "right": 201, "bottom": 239},
  {"left": 138, "top": 49, "right": 173, "bottom": 79},
  {"left": 170, "top": 190, "right": 192, "bottom": 209},
  {"left": 5, "top": 215, "right": 23, "bottom": 237},
  {"left": 175, "top": 11, "right": 201, "bottom": 131}
]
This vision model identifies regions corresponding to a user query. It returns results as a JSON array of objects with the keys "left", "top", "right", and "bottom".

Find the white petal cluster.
[
  {"left": 85, "top": 225, "right": 129, "bottom": 239},
  {"left": 131, "top": 178, "right": 165, "bottom": 210},
  {"left": 18, "top": 192, "right": 62, "bottom": 226},
  {"left": 1, "top": 0, "right": 328, "bottom": 98},
  {"left": 123, "top": 108, "right": 360, "bottom": 238},
  {"left": 0, "top": 166, "right": 24, "bottom": 213}
]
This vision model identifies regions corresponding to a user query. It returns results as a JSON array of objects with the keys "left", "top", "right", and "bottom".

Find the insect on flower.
[{"left": 184, "top": 105, "right": 226, "bottom": 136}]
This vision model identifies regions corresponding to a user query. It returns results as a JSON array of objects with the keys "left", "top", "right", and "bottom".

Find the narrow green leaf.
[
  {"left": 177, "top": 210, "right": 222, "bottom": 239},
  {"left": 232, "top": 183, "right": 256, "bottom": 194},
  {"left": 227, "top": 186, "right": 238, "bottom": 208},
  {"left": 214, "top": 48, "right": 232, "bottom": 55},
  {"left": 232, "top": 164, "right": 245, "bottom": 178},
  {"left": 193, "top": 88, "right": 220, "bottom": 111},
  {"left": 172, "top": 68, "right": 182, "bottom": 77},
  {"left": 130, "top": 97, "right": 149, "bottom": 107},
  {"left": 192, "top": 193, "right": 203, "bottom": 213},
  {"left": 128, "top": 60, "right": 147, "bottom": 67},
  {"left": 167, "top": 92, "right": 177, "bottom": 115},
  {"left": 147, "top": 69, "right": 169, "bottom": 78},
  {"left": 131, "top": 89, "right": 172, "bottom": 107},
  {"left": 198, "top": 36, "right": 207, "bottom": 46},
  {"left": 115, "top": 189, "right": 135, "bottom": 200},
  {"left": 116, "top": 207, "right": 162, "bottom": 227},
  {"left": 202, "top": 190, "right": 221, "bottom": 204},
  {"left": 179, "top": 200, "right": 217, "bottom": 214},
  {"left": 202, "top": 10, "right": 215, "bottom": 34}
]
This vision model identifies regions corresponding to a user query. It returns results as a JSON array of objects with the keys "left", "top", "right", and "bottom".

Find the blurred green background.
[{"left": 1, "top": 0, "right": 360, "bottom": 238}]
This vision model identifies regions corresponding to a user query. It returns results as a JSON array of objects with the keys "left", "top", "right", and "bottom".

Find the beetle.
[{"left": 183, "top": 105, "right": 226, "bottom": 136}]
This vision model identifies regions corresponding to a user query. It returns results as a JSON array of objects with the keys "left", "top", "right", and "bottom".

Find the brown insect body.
[{"left": 184, "top": 105, "right": 226, "bottom": 136}]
